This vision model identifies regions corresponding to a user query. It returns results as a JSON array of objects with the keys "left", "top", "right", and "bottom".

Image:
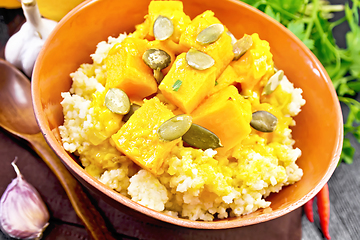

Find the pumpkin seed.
[
  {"left": 196, "top": 23, "right": 224, "bottom": 45},
  {"left": 182, "top": 124, "right": 223, "bottom": 150},
  {"left": 158, "top": 115, "right": 193, "bottom": 141},
  {"left": 122, "top": 103, "right": 141, "bottom": 122},
  {"left": 105, "top": 88, "right": 131, "bottom": 115},
  {"left": 233, "top": 35, "right": 253, "bottom": 60},
  {"left": 153, "top": 15, "right": 174, "bottom": 41},
  {"left": 143, "top": 48, "right": 171, "bottom": 71},
  {"left": 226, "top": 31, "right": 237, "bottom": 46},
  {"left": 186, "top": 48, "right": 215, "bottom": 70},
  {"left": 262, "top": 70, "right": 284, "bottom": 95},
  {"left": 153, "top": 69, "right": 164, "bottom": 84},
  {"left": 250, "top": 111, "right": 278, "bottom": 132}
]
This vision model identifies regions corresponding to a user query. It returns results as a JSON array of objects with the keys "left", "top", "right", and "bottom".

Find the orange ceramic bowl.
[{"left": 32, "top": 0, "right": 343, "bottom": 229}]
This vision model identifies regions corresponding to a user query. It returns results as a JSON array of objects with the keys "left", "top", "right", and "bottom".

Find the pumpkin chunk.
[
  {"left": 179, "top": 10, "right": 234, "bottom": 78},
  {"left": 86, "top": 90, "right": 123, "bottom": 146},
  {"left": 111, "top": 97, "right": 179, "bottom": 175},
  {"left": 105, "top": 37, "right": 157, "bottom": 100},
  {"left": 159, "top": 52, "right": 217, "bottom": 113},
  {"left": 209, "top": 65, "right": 240, "bottom": 96},
  {"left": 230, "top": 33, "right": 275, "bottom": 95},
  {"left": 147, "top": 0, "right": 191, "bottom": 43},
  {"left": 191, "top": 86, "right": 252, "bottom": 153}
]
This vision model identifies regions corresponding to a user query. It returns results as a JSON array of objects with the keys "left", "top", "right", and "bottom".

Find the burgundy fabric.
[{"left": 0, "top": 130, "right": 302, "bottom": 240}]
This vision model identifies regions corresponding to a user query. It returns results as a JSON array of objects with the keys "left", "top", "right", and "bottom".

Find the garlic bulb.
[
  {"left": 5, "top": 0, "right": 57, "bottom": 77},
  {"left": 0, "top": 158, "right": 50, "bottom": 239}
]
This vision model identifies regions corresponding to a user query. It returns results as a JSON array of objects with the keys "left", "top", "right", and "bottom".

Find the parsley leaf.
[
  {"left": 287, "top": 20, "right": 315, "bottom": 49},
  {"left": 268, "top": 0, "right": 305, "bottom": 20},
  {"left": 341, "top": 138, "right": 355, "bottom": 164},
  {"left": 265, "top": 5, "right": 281, "bottom": 22}
]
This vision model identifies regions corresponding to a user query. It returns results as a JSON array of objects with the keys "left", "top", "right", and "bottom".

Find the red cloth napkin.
[{"left": 0, "top": 129, "right": 302, "bottom": 240}]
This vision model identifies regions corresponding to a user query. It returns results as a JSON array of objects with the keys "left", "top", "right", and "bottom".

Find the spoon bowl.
[
  {"left": 0, "top": 59, "right": 39, "bottom": 136},
  {"left": 0, "top": 58, "right": 114, "bottom": 240}
]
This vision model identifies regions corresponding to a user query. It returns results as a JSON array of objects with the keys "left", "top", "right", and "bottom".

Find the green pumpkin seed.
[
  {"left": 158, "top": 115, "right": 193, "bottom": 141},
  {"left": 250, "top": 111, "right": 278, "bottom": 132},
  {"left": 153, "top": 69, "right": 164, "bottom": 84},
  {"left": 182, "top": 124, "right": 223, "bottom": 150},
  {"left": 233, "top": 35, "right": 253, "bottom": 60},
  {"left": 196, "top": 23, "right": 224, "bottom": 45},
  {"left": 186, "top": 48, "right": 215, "bottom": 70},
  {"left": 153, "top": 15, "right": 174, "bottom": 41},
  {"left": 105, "top": 88, "right": 131, "bottom": 115},
  {"left": 262, "top": 70, "right": 284, "bottom": 95},
  {"left": 143, "top": 48, "right": 171, "bottom": 70},
  {"left": 122, "top": 104, "right": 141, "bottom": 122},
  {"left": 226, "top": 31, "right": 237, "bottom": 46}
]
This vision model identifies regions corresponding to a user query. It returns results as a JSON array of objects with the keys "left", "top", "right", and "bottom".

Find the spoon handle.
[{"left": 28, "top": 132, "right": 115, "bottom": 240}]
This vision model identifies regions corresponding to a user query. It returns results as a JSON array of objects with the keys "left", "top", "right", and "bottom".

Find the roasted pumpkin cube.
[
  {"left": 158, "top": 52, "right": 217, "bottom": 113},
  {"left": 105, "top": 37, "right": 157, "bottom": 100},
  {"left": 209, "top": 65, "right": 240, "bottom": 96},
  {"left": 230, "top": 33, "right": 275, "bottom": 95},
  {"left": 147, "top": 0, "right": 191, "bottom": 43},
  {"left": 148, "top": 39, "right": 189, "bottom": 59},
  {"left": 86, "top": 90, "right": 123, "bottom": 146},
  {"left": 191, "top": 85, "right": 252, "bottom": 153},
  {"left": 132, "top": 20, "right": 151, "bottom": 39},
  {"left": 111, "top": 97, "right": 179, "bottom": 175},
  {"left": 179, "top": 10, "right": 234, "bottom": 78}
]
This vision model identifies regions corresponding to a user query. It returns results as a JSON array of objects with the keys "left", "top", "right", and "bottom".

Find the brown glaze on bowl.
[{"left": 32, "top": 0, "right": 343, "bottom": 229}]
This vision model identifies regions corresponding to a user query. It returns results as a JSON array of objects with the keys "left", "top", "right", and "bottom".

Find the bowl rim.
[{"left": 32, "top": 0, "right": 343, "bottom": 229}]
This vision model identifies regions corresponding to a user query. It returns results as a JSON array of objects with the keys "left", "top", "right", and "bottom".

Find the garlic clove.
[
  {"left": 5, "top": 23, "right": 45, "bottom": 77},
  {"left": 0, "top": 158, "right": 50, "bottom": 239},
  {"left": 4, "top": 0, "right": 57, "bottom": 77}
]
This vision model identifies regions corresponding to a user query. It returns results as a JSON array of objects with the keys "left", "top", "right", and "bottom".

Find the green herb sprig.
[
  {"left": 172, "top": 79, "right": 182, "bottom": 91},
  {"left": 241, "top": 0, "right": 360, "bottom": 164}
]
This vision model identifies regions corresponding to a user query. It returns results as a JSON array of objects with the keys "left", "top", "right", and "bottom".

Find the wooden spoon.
[{"left": 0, "top": 58, "right": 115, "bottom": 240}]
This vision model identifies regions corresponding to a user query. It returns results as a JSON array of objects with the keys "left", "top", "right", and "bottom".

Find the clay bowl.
[{"left": 32, "top": 0, "right": 343, "bottom": 229}]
